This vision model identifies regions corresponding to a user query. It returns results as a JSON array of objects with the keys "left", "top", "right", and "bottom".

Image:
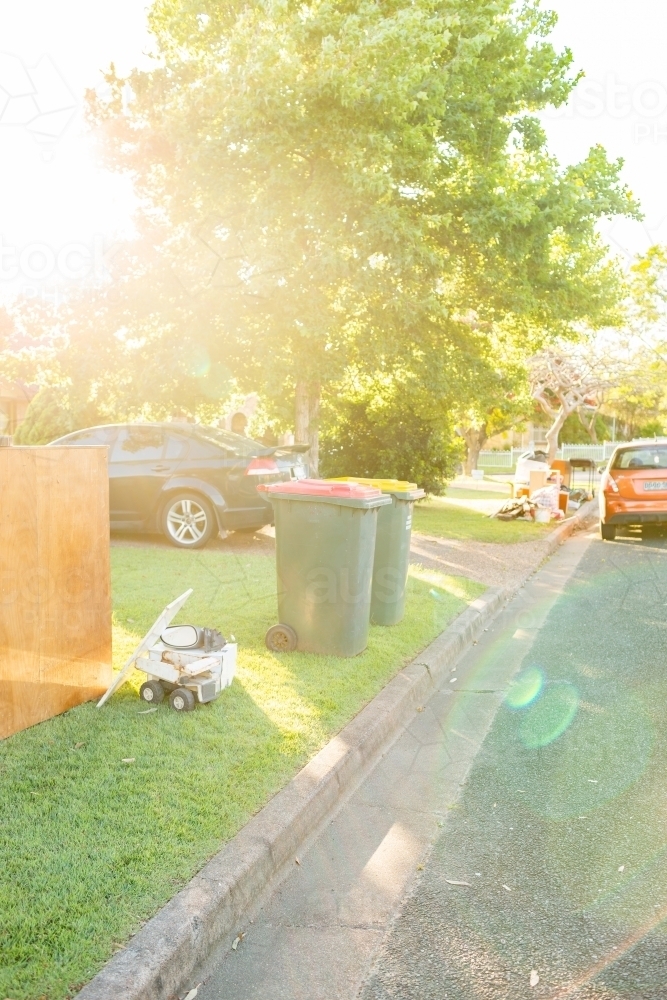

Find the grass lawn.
[
  {"left": 413, "top": 497, "right": 555, "bottom": 543},
  {"left": 478, "top": 465, "right": 517, "bottom": 477},
  {"left": 0, "top": 544, "right": 483, "bottom": 1000},
  {"left": 445, "top": 486, "right": 510, "bottom": 501}
]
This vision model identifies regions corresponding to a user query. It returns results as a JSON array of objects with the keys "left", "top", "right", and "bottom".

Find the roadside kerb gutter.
[{"left": 76, "top": 500, "right": 598, "bottom": 1000}]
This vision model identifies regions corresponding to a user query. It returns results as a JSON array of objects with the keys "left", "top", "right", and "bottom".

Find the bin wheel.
[
  {"left": 140, "top": 680, "right": 164, "bottom": 704},
  {"left": 169, "top": 687, "right": 196, "bottom": 712},
  {"left": 265, "top": 624, "right": 297, "bottom": 652}
]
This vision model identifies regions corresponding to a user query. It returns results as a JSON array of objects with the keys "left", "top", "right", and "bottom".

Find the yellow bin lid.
[{"left": 327, "top": 477, "right": 425, "bottom": 499}]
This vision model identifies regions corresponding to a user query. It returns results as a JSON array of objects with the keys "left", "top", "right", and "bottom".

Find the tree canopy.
[
  {"left": 74, "top": 0, "right": 637, "bottom": 473},
  {"left": 1, "top": 0, "right": 646, "bottom": 480}
]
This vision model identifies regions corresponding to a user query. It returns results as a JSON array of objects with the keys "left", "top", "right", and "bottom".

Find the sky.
[
  {"left": 0, "top": 0, "right": 665, "bottom": 299},
  {"left": 0, "top": 0, "right": 153, "bottom": 300},
  {"left": 540, "top": 0, "right": 667, "bottom": 265}
]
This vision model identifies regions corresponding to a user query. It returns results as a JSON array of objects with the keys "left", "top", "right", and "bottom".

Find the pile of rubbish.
[
  {"left": 568, "top": 488, "right": 592, "bottom": 508},
  {"left": 492, "top": 483, "right": 593, "bottom": 523},
  {"left": 492, "top": 496, "right": 537, "bottom": 521}
]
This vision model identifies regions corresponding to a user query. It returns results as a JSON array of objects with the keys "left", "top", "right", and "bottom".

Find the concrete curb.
[{"left": 76, "top": 500, "right": 598, "bottom": 1000}]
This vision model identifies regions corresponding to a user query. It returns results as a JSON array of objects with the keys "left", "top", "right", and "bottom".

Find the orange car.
[{"left": 599, "top": 441, "right": 667, "bottom": 540}]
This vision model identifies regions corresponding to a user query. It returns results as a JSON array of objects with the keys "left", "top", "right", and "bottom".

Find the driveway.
[{"left": 111, "top": 521, "right": 559, "bottom": 590}]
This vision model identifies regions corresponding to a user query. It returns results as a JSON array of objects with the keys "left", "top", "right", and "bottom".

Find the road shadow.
[{"left": 608, "top": 525, "right": 667, "bottom": 553}]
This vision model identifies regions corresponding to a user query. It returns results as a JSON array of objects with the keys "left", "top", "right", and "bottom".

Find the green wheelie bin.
[
  {"left": 328, "top": 478, "right": 425, "bottom": 626},
  {"left": 257, "top": 479, "right": 391, "bottom": 656}
]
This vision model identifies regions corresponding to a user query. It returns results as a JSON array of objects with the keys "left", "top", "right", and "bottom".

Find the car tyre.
[
  {"left": 140, "top": 680, "right": 164, "bottom": 704},
  {"left": 169, "top": 687, "right": 196, "bottom": 712},
  {"left": 161, "top": 492, "right": 217, "bottom": 549},
  {"left": 600, "top": 523, "right": 616, "bottom": 541},
  {"left": 265, "top": 623, "right": 298, "bottom": 652}
]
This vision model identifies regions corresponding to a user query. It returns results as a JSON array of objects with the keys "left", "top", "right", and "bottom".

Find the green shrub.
[
  {"left": 637, "top": 419, "right": 665, "bottom": 438},
  {"left": 560, "top": 411, "right": 609, "bottom": 445},
  {"left": 13, "top": 388, "right": 101, "bottom": 445},
  {"left": 320, "top": 382, "right": 459, "bottom": 494}
]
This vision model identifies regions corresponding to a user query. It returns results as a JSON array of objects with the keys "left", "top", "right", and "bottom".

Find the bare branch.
[{"left": 528, "top": 344, "right": 645, "bottom": 460}]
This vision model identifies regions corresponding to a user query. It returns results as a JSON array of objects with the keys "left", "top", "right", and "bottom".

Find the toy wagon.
[
  {"left": 136, "top": 627, "right": 236, "bottom": 711},
  {"left": 97, "top": 589, "right": 236, "bottom": 712}
]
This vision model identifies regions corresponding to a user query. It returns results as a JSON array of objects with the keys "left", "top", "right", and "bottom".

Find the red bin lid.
[{"left": 257, "top": 478, "right": 384, "bottom": 499}]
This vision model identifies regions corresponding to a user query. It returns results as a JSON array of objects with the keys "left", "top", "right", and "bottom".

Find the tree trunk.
[
  {"left": 578, "top": 406, "right": 600, "bottom": 444},
  {"left": 587, "top": 420, "right": 598, "bottom": 444},
  {"left": 295, "top": 380, "right": 320, "bottom": 476},
  {"left": 308, "top": 383, "right": 320, "bottom": 477},
  {"left": 295, "top": 380, "right": 309, "bottom": 444},
  {"left": 545, "top": 408, "right": 567, "bottom": 462},
  {"left": 461, "top": 426, "right": 487, "bottom": 476}
]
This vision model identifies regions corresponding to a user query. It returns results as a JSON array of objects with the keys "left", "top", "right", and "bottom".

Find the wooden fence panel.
[{"left": 0, "top": 447, "right": 111, "bottom": 739}]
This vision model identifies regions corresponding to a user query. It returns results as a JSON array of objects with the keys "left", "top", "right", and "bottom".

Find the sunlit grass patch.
[
  {"left": 0, "top": 545, "right": 483, "bottom": 1000},
  {"left": 413, "top": 497, "right": 554, "bottom": 543},
  {"left": 446, "top": 486, "right": 510, "bottom": 500}
]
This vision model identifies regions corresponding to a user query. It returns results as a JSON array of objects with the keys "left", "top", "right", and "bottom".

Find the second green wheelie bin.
[
  {"left": 328, "top": 478, "right": 425, "bottom": 626},
  {"left": 257, "top": 479, "right": 391, "bottom": 657}
]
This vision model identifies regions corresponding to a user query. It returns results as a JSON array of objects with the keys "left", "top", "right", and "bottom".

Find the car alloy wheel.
[{"left": 165, "top": 497, "right": 211, "bottom": 546}]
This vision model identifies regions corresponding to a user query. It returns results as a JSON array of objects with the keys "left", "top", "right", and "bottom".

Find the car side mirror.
[{"left": 598, "top": 465, "right": 606, "bottom": 474}]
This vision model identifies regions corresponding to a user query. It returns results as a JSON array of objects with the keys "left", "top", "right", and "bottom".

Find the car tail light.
[
  {"left": 604, "top": 473, "right": 619, "bottom": 494},
  {"left": 245, "top": 457, "right": 279, "bottom": 475}
]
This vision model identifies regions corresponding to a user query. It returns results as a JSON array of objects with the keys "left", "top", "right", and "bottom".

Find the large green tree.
[{"left": 83, "top": 0, "right": 636, "bottom": 473}]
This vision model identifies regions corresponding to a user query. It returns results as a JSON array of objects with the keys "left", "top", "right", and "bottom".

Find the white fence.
[
  {"left": 478, "top": 450, "right": 514, "bottom": 468},
  {"left": 478, "top": 443, "right": 618, "bottom": 468}
]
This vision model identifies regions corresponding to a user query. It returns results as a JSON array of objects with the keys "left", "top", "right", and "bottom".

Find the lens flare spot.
[
  {"left": 202, "top": 361, "right": 232, "bottom": 398},
  {"left": 505, "top": 666, "right": 544, "bottom": 709},
  {"left": 182, "top": 344, "right": 211, "bottom": 379},
  {"left": 519, "top": 681, "right": 579, "bottom": 748}
]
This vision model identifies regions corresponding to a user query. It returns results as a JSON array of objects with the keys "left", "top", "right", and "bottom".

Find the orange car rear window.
[{"left": 612, "top": 446, "right": 667, "bottom": 470}]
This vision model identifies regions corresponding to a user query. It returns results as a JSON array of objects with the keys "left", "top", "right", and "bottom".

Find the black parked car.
[{"left": 50, "top": 423, "right": 309, "bottom": 548}]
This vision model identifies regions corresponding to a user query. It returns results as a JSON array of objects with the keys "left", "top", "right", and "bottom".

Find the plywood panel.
[
  {"left": 0, "top": 449, "right": 40, "bottom": 737},
  {"left": 0, "top": 447, "right": 111, "bottom": 739}
]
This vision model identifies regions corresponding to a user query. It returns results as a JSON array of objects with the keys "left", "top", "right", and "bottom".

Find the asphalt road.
[{"left": 360, "top": 527, "right": 667, "bottom": 1000}]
